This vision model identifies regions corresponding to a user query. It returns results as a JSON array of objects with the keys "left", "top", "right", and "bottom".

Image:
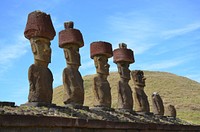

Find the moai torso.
[
  {"left": 131, "top": 70, "right": 150, "bottom": 113},
  {"left": 113, "top": 43, "right": 134, "bottom": 110},
  {"left": 93, "top": 75, "right": 111, "bottom": 107},
  {"left": 118, "top": 80, "right": 133, "bottom": 109},
  {"left": 133, "top": 88, "right": 150, "bottom": 112},
  {"left": 63, "top": 67, "right": 84, "bottom": 105},
  {"left": 152, "top": 92, "right": 164, "bottom": 116},
  {"left": 28, "top": 64, "right": 53, "bottom": 103}
]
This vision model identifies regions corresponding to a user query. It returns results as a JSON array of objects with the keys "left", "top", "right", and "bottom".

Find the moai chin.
[
  {"left": 165, "top": 104, "right": 176, "bottom": 118},
  {"left": 23, "top": 10, "right": 56, "bottom": 107},
  {"left": 131, "top": 70, "right": 150, "bottom": 114},
  {"left": 59, "top": 21, "right": 85, "bottom": 107},
  {"left": 113, "top": 43, "right": 135, "bottom": 112},
  {"left": 90, "top": 41, "right": 113, "bottom": 109},
  {"left": 152, "top": 92, "right": 164, "bottom": 116}
]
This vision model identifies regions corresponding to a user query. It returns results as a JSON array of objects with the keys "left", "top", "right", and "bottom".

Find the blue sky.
[{"left": 0, "top": 0, "right": 200, "bottom": 105}]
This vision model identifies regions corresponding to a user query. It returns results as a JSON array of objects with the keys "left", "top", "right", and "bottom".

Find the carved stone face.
[
  {"left": 132, "top": 70, "right": 146, "bottom": 87},
  {"left": 94, "top": 55, "right": 110, "bottom": 75},
  {"left": 117, "top": 62, "right": 130, "bottom": 80},
  {"left": 63, "top": 44, "right": 80, "bottom": 66},
  {"left": 30, "top": 37, "right": 51, "bottom": 64}
]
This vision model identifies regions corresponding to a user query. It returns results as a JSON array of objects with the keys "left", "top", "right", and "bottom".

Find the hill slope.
[{"left": 53, "top": 71, "right": 200, "bottom": 125}]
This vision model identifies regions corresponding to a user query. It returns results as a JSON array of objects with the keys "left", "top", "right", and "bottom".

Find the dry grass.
[{"left": 53, "top": 70, "right": 200, "bottom": 125}]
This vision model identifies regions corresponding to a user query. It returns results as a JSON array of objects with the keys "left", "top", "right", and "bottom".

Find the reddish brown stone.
[
  {"left": 113, "top": 43, "right": 134, "bottom": 64},
  {"left": 59, "top": 21, "right": 84, "bottom": 48},
  {"left": 90, "top": 41, "right": 113, "bottom": 59},
  {"left": 24, "top": 10, "right": 55, "bottom": 40}
]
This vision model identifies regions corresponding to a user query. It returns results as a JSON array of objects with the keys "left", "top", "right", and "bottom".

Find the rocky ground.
[{"left": 0, "top": 103, "right": 191, "bottom": 125}]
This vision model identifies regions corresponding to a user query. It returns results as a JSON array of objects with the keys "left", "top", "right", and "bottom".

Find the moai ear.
[
  {"left": 94, "top": 57, "right": 98, "bottom": 68},
  {"left": 117, "top": 63, "right": 122, "bottom": 74},
  {"left": 31, "top": 43, "right": 37, "bottom": 54},
  {"left": 64, "top": 49, "right": 69, "bottom": 60}
]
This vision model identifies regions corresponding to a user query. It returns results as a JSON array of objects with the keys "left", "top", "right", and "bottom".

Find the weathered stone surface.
[
  {"left": 59, "top": 21, "right": 84, "bottom": 106},
  {"left": 90, "top": 41, "right": 113, "bottom": 108},
  {"left": 152, "top": 92, "right": 164, "bottom": 116},
  {"left": 27, "top": 64, "right": 53, "bottom": 103},
  {"left": 59, "top": 21, "right": 84, "bottom": 48},
  {"left": 24, "top": 10, "right": 55, "bottom": 40},
  {"left": 23, "top": 11, "right": 55, "bottom": 106},
  {"left": 93, "top": 74, "right": 112, "bottom": 108},
  {"left": 165, "top": 105, "right": 176, "bottom": 118},
  {"left": 90, "top": 41, "right": 113, "bottom": 59},
  {"left": 113, "top": 44, "right": 134, "bottom": 111},
  {"left": 62, "top": 67, "right": 84, "bottom": 105},
  {"left": 131, "top": 70, "right": 150, "bottom": 114}
]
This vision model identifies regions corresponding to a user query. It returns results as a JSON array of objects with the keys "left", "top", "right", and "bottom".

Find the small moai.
[
  {"left": 152, "top": 92, "right": 164, "bottom": 116},
  {"left": 131, "top": 70, "right": 150, "bottom": 115},
  {"left": 113, "top": 43, "right": 135, "bottom": 112},
  {"left": 165, "top": 104, "right": 176, "bottom": 118},
  {"left": 90, "top": 41, "right": 113, "bottom": 110},
  {"left": 23, "top": 10, "right": 56, "bottom": 107},
  {"left": 59, "top": 21, "right": 85, "bottom": 108}
]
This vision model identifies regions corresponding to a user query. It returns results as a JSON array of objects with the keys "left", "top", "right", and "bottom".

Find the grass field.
[{"left": 53, "top": 71, "right": 200, "bottom": 125}]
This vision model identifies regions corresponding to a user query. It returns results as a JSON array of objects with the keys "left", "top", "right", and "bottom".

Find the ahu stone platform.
[{"left": 0, "top": 105, "right": 200, "bottom": 132}]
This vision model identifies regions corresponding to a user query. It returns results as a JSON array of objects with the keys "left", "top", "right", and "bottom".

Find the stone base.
[
  {"left": 154, "top": 114, "right": 164, "bottom": 118},
  {"left": 136, "top": 111, "right": 153, "bottom": 116},
  {"left": 64, "top": 104, "right": 89, "bottom": 111},
  {"left": 116, "top": 108, "right": 137, "bottom": 115},
  {"left": 166, "top": 116, "right": 176, "bottom": 120},
  {"left": 0, "top": 101, "right": 15, "bottom": 107},
  {"left": 21, "top": 102, "right": 56, "bottom": 107},
  {"left": 90, "top": 106, "right": 115, "bottom": 111}
]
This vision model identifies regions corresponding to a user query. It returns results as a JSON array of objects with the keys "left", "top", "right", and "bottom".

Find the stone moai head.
[
  {"left": 90, "top": 41, "right": 113, "bottom": 75},
  {"left": 152, "top": 92, "right": 164, "bottom": 116},
  {"left": 165, "top": 104, "right": 176, "bottom": 118},
  {"left": 131, "top": 70, "right": 146, "bottom": 87},
  {"left": 59, "top": 21, "right": 84, "bottom": 67},
  {"left": 24, "top": 10, "right": 55, "bottom": 67},
  {"left": 113, "top": 43, "right": 135, "bottom": 80}
]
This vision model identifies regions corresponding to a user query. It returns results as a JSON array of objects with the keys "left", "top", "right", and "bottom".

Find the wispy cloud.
[
  {"left": 185, "top": 74, "right": 200, "bottom": 83},
  {"left": 0, "top": 36, "right": 29, "bottom": 75},
  {"left": 162, "top": 23, "right": 200, "bottom": 39},
  {"left": 135, "top": 59, "right": 186, "bottom": 71},
  {"left": 107, "top": 12, "right": 160, "bottom": 55}
]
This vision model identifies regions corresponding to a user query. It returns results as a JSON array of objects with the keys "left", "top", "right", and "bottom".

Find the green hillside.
[{"left": 53, "top": 71, "right": 200, "bottom": 125}]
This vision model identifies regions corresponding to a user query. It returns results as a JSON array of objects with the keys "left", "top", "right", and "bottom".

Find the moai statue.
[
  {"left": 59, "top": 21, "right": 85, "bottom": 108},
  {"left": 113, "top": 43, "right": 135, "bottom": 112},
  {"left": 90, "top": 41, "right": 113, "bottom": 110},
  {"left": 131, "top": 70, "right": 150, "bottom": 114},
  {"left": 165, "top": 104, "right": 176, "bottom": 118},
  {"left": 23, "top": 10, "right": 56, "bottom": 106},
  {"left": 152, "top": 92, "right": 164, "bottom": 116}
]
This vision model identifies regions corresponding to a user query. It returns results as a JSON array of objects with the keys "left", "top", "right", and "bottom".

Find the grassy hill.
[{"left": 53, "top": 71, "right": 200, "bottom": 125}]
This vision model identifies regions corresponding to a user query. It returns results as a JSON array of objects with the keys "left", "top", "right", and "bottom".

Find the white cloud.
[
  {"left": 162, "top": 23, "right": 200, "bottom": 39},
  {"left": 107, "top": 13, "right": 160, "bottom": 55},
  {"left": 0, "top": 36, "right": 28, "bottom": 75},
  {"left": 80, "top": 61, "right": 94, "bottom": 70},
  {"left": 184, "top": 74, "right": 200, "bottom": 83},
  {"left": 136, "top": 59, "right": 186, "bottom": 71}
]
